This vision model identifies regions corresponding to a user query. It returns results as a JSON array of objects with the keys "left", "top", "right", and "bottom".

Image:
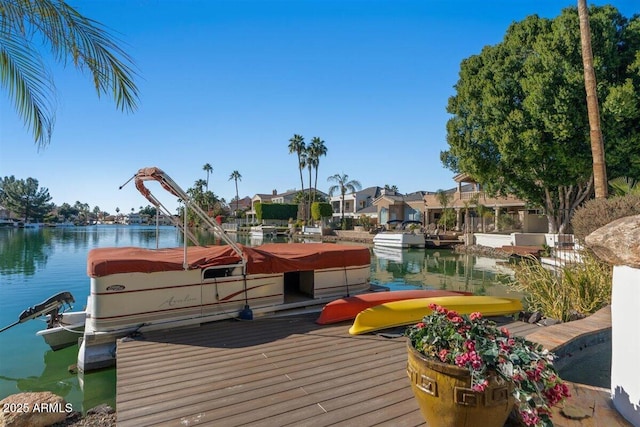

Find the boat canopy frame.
[{"left": 120, "top": 167, "right": 247, "bottom": 272}]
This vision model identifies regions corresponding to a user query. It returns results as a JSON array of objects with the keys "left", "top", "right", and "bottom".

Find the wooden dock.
[{"left": 116, "top": 308, "right": 629, "bottom": 426}]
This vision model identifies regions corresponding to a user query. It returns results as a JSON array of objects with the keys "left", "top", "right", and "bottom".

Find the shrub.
[
  {"left": 311, "top": 202, "right": 332, "bottom": 221},
  {"left": 570, "top": 194, "right": 640, "bottom": 243},
  {"left": 508, "top": 253, "right": 612, "bottom": 322},
  {"left": 255, "top": 202, "right": 298, "bottom": 222}
]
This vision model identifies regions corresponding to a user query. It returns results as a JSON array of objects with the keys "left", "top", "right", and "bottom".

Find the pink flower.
[
  {"left": 438, "top": 349, "right": 449, "bottom": 362},
  {"left": 451, "top": 316, "right": 463, "bottom": 323},
  {"left": 446, "top": 310, "right": 460, "bottom": 319},
  {"left": 519, "top": 409, "right": 540, "bottom": 426},
  {"left": 455, "top": 353, "right": 469, "bottom": 367},
  {"left": 428, "top": 303, "right": 438, "bottom": 310},
  {"left": 472, "top": 379, "right": 489, "bottom": 392},
  {"left": 415, "top": 322, "right": 425, "bottom": 329},
  {"left": 501, "top": 327, "right": 511, "bottom": 337},
  {"left": 469, "top": 312, "right": 482, "bottom": 320}
]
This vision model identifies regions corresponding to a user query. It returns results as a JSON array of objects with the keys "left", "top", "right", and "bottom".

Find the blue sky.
[{"left": 0, "top": 0, "right": 637, "bottom": 215}]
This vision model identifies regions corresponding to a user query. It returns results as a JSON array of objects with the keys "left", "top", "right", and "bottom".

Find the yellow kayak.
[{"left": 348, "top": 295, "right": 523, "bottom": 335}]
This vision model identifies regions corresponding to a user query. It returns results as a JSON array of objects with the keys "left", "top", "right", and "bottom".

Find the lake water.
[{"left": 0, "top": 226, "right": 519, "bottom": 413}]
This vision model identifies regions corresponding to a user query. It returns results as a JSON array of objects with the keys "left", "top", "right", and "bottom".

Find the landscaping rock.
[
  {"left": 538, "top": 317, "right": 561, "bottom": 326},
  {"left": 51, "top": 405, "right": 116, "bottom": 427},
  {"left": 527, "top": 312, "right": 542, "bottom": 324},
  {"left": 0, "top": 392, "right": 68, "bottom": 427},
  {"left": 585, "top": 214, "right": 640, "bottom": 268}
]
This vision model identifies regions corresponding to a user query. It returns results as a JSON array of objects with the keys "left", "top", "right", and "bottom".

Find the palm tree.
[
  {"left": 194, "top": 179, "right": 207, "bottom": 192},
  {"left": 203, "top": 163, "right": 213, "bottom": 190},
  {"left": 609, "top": 177, "right": 640, "bottom": 196},
  {"left": 309, "top": 137, "right": 327, "bottom": 206},
  {"left": 327, "top": 173, "right": 362, "bottom": 228},
  {"left": 475, "top": 203, "right": 492, "bottom": 233},
  {"left": 384, "top": 184, "right": 399, "bottom": 193},
  {"left": 288, "top": 134, "right": 306, "bottom": 196},
  {"left": 228, "top": 170, "right": 242, "bottom": 217},
  {"left": 578, "top": 0, "right": 607, "bottom": 198},
  {"left": 435, "top": 189, "right": 453, "bottom": 232},
  {"left": 1, "top": 0, "right": 139, "bottom": 148}
]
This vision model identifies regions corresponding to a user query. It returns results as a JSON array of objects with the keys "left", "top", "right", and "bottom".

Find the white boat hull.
[
  {"left": 250, "top": 226, "right": 277, "bottom": 237},
  {"left": 36, "top": 311, "right": 86, "bottom": 350},
  {"left": 373, "top": 232, "right": 425, "bottom": 248}
]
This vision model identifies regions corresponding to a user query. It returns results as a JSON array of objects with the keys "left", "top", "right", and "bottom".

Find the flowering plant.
[{"left": 405, "top": 303, "right": 570, "bottom": 427}]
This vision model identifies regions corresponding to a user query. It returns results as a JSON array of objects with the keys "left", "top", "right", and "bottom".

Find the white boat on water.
[
  {"left": 373, "top": 220, "right": 425, "bottom": 249},
  {"left": 250, "top": 225, "right": 278, "bottom": 237},
  {"left": 4, "top": 167, "right": 371, "bottom": 373}
]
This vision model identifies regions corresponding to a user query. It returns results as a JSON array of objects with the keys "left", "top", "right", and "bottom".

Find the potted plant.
[{"left": 405, "top": 303, "right": 570, "bottom": 427}]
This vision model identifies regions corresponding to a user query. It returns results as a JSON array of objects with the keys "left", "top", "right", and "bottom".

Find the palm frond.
[
  {"left": 609, "top": 176, "right": 640, "bottom": 196},
  {"left": 0, "top": 27, "right": 55, "bottom": 147},
  {"left": 0, "top": 0, "right": 139, "bottom": 147}
]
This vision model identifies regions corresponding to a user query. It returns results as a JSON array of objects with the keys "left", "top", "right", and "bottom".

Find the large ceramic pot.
[{"left": 406, "top": 341, "right": 514, "bottom": 427}]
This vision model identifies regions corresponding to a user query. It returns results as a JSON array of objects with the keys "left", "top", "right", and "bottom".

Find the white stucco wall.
[
  {"left": 512, "top": 233, "right": 546, "bottom": 246},
  {"left": 474, "top": 233, "right": 513, "bottom": 248},
  {"left": 611, "top": 265, "right": 640, "bottom": 426}
]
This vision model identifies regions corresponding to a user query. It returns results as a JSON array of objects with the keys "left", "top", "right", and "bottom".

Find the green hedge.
[
  {"left": 311, "top": 202, "right": 333, "bottom": 220},
  {"left": 255, "top": 202, "right": 298, "bottom": 221}
]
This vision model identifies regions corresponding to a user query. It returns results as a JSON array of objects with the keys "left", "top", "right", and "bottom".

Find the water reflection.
[
  {"left": 0, "top": 344, "right": 114, "bottom": 413},
  {"left": 0, "top": 226, "right": 186, "bottom": 277},
  {"left": 0, "top": 228, "right": 52, "bottom": 276},
  {"left": 371, "top": 247, "right": 518, "bottom": 297}
]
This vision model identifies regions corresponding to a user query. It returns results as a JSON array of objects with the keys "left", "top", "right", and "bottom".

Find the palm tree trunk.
[
  {"left": 235, "top": 180, "right": 239, "bottom": 215},
  {"left": 308, "top": 166, "right": 313, "bottom": 221},
  {"left": 578, "top": 0, "right": 607, "bottom": 198},
  {"left": 313, "top": 167, "right": 319, "bottom": 207},
  {"left": 340, "top": 194, "right": 345, "bottom": 227}
]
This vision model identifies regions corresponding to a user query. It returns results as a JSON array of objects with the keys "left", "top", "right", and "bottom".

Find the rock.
[
  {"left": 538, "top": 317, "right": 561, "bottom": 326},
  {"left": 86, "top": 405, "right": 114, "bottom": 416},
  {"left": 528, "top": 312, "right": 542, "bottom": 324},
  {"left": 585, "top": 215, "right": 640, "bottom": 268},
  {"left": 0, "top": 392, "right": 69, "bottom": 427},
  {"left": 566, "top": 310, "right": 587, "bottom": 322}
]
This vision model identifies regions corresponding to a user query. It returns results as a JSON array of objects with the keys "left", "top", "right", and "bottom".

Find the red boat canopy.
[{"left": 87, "top": 243, "right": 370, "bottom": 277}]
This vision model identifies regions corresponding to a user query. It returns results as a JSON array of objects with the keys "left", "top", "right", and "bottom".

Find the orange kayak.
[{"left": 316, "top": 289, "right": 473, "bottom": 325}]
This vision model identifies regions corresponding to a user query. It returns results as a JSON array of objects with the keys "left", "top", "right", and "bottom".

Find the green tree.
[
  {"left": 92, "top": 205, "right": 101, "bottom": 222},
  {"left": 139, "top": 205, "right": 157, "bottom": 217},
  {"left": 186, "top": 180, "right": 220, "bottom": 225},
  {"left": 0, "top": 176, "right": 52, "bottom": 221},
  {"left": 57, "top": 202, "right": 76, "bottom": 221},
  {"left": 203, "top": 163, "right": 213, "bottom": 190},
  {"left": 327, "top": 173, "right": 362, "bottom": 229},
  {"left": 1, "top": 0, "right": 139, "bottom": 148},
  {"left": 441, "top": 5, "right": 640, "bottom": 233},
  {"left": 74, "top": 200, "right": 89, "bottom": 224},
  {"left": 228, "top": 170, "right": 242, "bottom": 217}
]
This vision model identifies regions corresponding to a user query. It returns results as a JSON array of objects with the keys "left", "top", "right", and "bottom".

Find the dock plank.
[{"left": 116, "top": 309, "right": 630, "bottom": 427}]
